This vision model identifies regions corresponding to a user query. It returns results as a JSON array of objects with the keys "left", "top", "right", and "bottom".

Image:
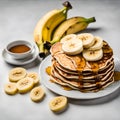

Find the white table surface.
[{"left": 0, "top": 0, "right": 120, "bottom": 120}]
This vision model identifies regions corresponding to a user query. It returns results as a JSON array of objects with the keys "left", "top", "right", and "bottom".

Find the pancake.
[
  {"left": 52, "top": 61, "right": 114, "bottom": 81},
  {"left": 50, "top": 75, "right": 114, "bottom": 92},
  {"left": 49, "top": 40, "right": 114, "bottom": 92}
]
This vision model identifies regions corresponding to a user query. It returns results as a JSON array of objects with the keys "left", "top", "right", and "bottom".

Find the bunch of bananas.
[{"left": 34, "top": 1, "right": 96, "bottom": 57}]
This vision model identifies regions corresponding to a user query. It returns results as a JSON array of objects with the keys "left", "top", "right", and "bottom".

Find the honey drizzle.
[
  {"left": 45, "top": 66, "right": 51, "bottom": 76},
  {"left": 49, "top": 79, "right": 55, "bottom": 83},
  {"left": 114, "top": 71, "right": 120, "bottom": 81},
  {"left": 72, "top": 55, "right": 86, "bottom": 88},
  {"left": 103, "top": 41, "right": 113, "bottom": 59},
  {"left": 62, "top": 86, "right": 72, "bottom": 91}
]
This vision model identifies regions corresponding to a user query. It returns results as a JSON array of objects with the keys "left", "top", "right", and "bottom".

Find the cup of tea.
[{"left": 6, "top": 40, "right": 34, "bottom": 59}]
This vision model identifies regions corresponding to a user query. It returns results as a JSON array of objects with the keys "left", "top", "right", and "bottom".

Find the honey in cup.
[
  {"left": 9, "top": 44, "right": 30, "bottom": 53},
  {"left": 6, "top": 40, "right": 34, "bottom": 59}
]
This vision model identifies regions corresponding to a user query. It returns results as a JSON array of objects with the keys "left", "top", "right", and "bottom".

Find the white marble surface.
[{"left": 0, "top": 0, "right": 120, "bottom": 120}]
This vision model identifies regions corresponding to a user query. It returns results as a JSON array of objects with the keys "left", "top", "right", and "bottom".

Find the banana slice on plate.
[
  {"left": 83, "top": 49, "right": 103, "bottom": 61},
  {"left": 77, "top": 33, "right": 95, "bottom": 48},
  {"left": 16, "top": 77, "right": 34, "bottom": 93},
  {"left": 4, "top": 82, "right": 18, "bottom": 95},
  {"left": 30, "top": 86, "right": 45, "bottom": 102},
  {"left": 60, "top": 34, "right": 77, "bottom": 43},
  {"left": 62, "top": 38, "right": 83, "bottom": 55},
  {"left": 27, "top": 72, "right": 40, "bottom": 85},
  {"left": 9, "top": 67, "right": 27, "bottom": 82},
  {"left": 49, "top": 96, "right": 68, "bottom": 113},
  {"left": 88, "top": 36, "right": 103, "bottom": 50}
]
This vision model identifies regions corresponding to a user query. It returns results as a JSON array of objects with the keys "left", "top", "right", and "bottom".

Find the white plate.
[
  {"left": 39, "top": 55, "right": 120, "bottom": 99},
  {"left": 2, "top": 44, "right": 39, "bottom": 66}
]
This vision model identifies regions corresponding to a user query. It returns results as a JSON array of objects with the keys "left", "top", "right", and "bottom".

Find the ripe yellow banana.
[
  {"left": 34, "top": 10, "right": 59, "bottom": 55},
  {"left": 42, "top": 8, "right": 68, "bottom": 42},
  {"left": 51, "top": 16, "right": 96, "bottom": 44},
  {"left": 33, "top": 1, "right": 72, "bottom": 57}
]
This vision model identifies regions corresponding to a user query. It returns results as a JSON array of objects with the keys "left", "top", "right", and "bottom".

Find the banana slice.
[
  {"left": 77, "top": 33, "right": 95, "bottom": 48},
  {"left": 30, "top": 86, "right": 45, "bottom": 102},
  {"left": 16, "top": 77, "right": 34, "bottom": 93},
  {"left": 4, "top": 82, "right": 18, "bottom": 95},
  {"left": 9, "top": 67, "right": 27, "bottom": 82},
  {"left": 60, "top": 34, "right": 77, "bottom": 43},
  {"left": 62, "top": 38, "right": 83, "bottom": 55},
  {"left": 49, "top": 96, "right": 68, "bottom": 113},
  {"left": 83, "top": 49, "right": 103, "bottom": 61},
  {"left": 27, "top": 72, "right": 40, "bottom": 85},
  {"left": 88, "top": 36, "right": 103, "bottom": 50}
]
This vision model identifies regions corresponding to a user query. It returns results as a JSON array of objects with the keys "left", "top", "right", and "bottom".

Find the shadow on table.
[
  {"left": 6, "top": 56, "right": 41, "bottom": 69},
  {"left": 23, "top": 56, "right": 41, "bottom": 69},
  {"left": 69, "top": 87, "right": 120, "bottom": 106},
  {"left": 77, "top": 27, "right": 103, "bottom": 34}
]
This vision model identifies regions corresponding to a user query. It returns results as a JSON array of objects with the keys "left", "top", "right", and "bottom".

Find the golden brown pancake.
[{"left": 49, "top": 41, "right": 114, "bottom": 92}]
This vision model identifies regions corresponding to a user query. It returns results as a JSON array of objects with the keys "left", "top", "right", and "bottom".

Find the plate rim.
[{"left": 39, "top": 55, "right": 120, "bottom": 99}]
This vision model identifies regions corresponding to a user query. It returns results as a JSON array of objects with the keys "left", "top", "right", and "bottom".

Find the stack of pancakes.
[{"left": 49, "top": 41, "right": 114, "bottom": 92}]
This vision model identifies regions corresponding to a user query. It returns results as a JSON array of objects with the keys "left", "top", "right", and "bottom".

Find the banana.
[
  {"left": 51, "top": 17, "right": 96, "bottom": 44},
  {"left": 88, "top": 36, "right": 103, "bottom": 50},
  {"left": 9, "top": 67, "right": 27, "bottom": 82},
  {"left": 62, "top": 37, "right": 83, "bottom": 55},
  {"left": 16, "top": 77, "right": 34, "bottom": 93},
  {"left": 42, "top": 8, "right": 68, "bottom": 42},
  {"left": 60, "top": 34, "right": 76, "bottom": 43},
  {"left": 34, "top": 10, "right": 59, "bottom": 55},
  {"left": 49, "top": 96, "right": 68, "bottom": 113},
  {"left": 30, "top": 86, "right": 45, "bottom": 102},
  {"left": 34, "top": 1, "right": 72, "bottom": 56},
  {"left": 34, "top": 9, "right": 59, "bottom": 44},
  {"left": 27, "top": 72, "right": 40, "bottom": 85},
  {"left": 4, "top": 82, "right": 18, "bottom": 95},
  {"left": 77, "top": 33, "right": 95, "bottom": 48},
  {"left": 83, "top": 49, "right": 103, "bottom": 61}
]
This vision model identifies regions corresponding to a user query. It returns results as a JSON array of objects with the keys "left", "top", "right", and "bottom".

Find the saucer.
[{"left": 2, "top": 43, "right": 39, "bottom": 65}]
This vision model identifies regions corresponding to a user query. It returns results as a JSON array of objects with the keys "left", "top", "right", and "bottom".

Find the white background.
[{"left": 0, "top": 0, "right": 120, "bottom": 120}]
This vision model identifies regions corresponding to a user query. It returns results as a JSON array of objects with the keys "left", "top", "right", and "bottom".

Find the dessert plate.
[
  {"left": 39, "top": 55, "right": 120, "bottom": 99},
  {"left": 2, "top": 44, "right": 39, "bottom": 66}
]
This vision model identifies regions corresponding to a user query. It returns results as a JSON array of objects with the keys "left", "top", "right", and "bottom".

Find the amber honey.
[
  {"left": 9, "top": 45, "right": 30, "bottom": 53},
  {"left": 46, "top": 66, "right": 51, "bottom": 75}
]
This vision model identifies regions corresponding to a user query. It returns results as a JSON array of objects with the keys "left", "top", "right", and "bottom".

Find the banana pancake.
[
  {"left": 50, "top": 74, "right": 114, "bottom": 92},
  {"left": 51, "top": 41, "right": 113, "bottom": 72},
  {"left": 49, "top": 34, "right": 114, "bottom": 92},
  {"left": 52, "top": 60, "right": 114, "bottom": 81}
]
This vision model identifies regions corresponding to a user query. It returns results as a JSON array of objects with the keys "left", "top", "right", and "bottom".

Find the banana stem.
[
  {"left": 43, "top": 38, "right": 60, "bottom": 51},
  {"left": 87, "top": 17, "right": 96, "bottom": 23},
  {"left": 62, "top": 1, "right": 72, "bottom": 10},
  {"left": 60, "top": 6, "right": 69, "bottom": 17},
  {"left": 61, "top": 1, "right": 72, "bottom": 15}
]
